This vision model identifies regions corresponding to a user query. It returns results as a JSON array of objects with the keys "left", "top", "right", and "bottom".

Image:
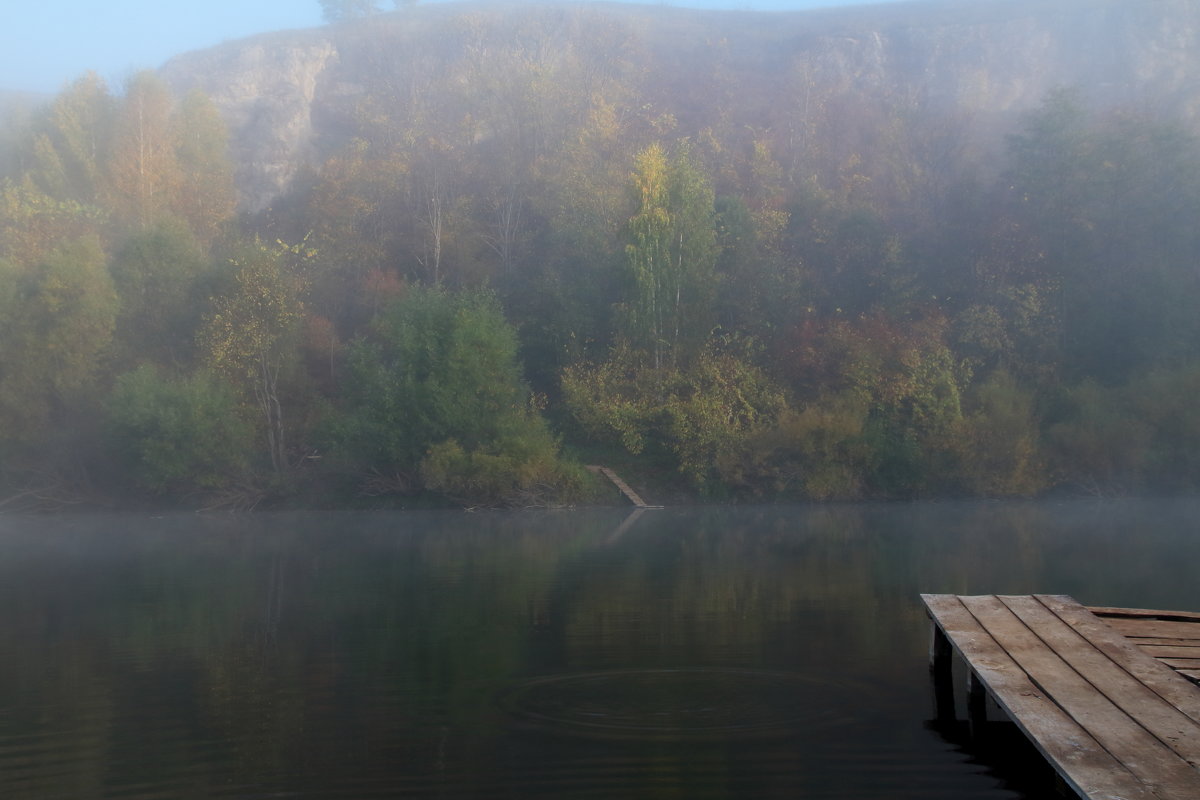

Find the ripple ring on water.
[{"left": 498, "top": 668, "right": 860, "bottom": 740}]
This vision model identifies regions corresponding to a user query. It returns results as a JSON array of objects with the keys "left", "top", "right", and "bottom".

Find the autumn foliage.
[{"left": 2, "top": 12, "right": 1200, "bottom": 507}]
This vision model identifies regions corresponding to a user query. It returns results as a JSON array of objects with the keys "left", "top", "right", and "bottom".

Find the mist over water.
[{"left": 1, "top": 499, "right": 1197, "bottom": 798}]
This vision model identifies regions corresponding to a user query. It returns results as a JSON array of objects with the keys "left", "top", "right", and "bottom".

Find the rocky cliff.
[{"left": 160, "top": 0, "right": 1200, "bottom": 211}]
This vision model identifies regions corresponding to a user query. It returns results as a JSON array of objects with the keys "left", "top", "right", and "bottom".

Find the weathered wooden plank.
[
  {"left": 1160, "top": 659, "right": 1200, "bottom": 670},
  {"left": 1119, "top": 630, "right": 1200, "bottom": 643},
  {"left": 1040, "top": 595, "right": 1200, "bottom": 725},
  {"left": 1089, "top": 606, "right": 1200, "bottom": 623},
  {"left": 1142, "top": 646, "right": 1200, "bottom": 659},
  {"left": 593, "top": 467, "right": 661, "bottom": 508},
  {"left": 1105, "top": 618, "right": 1200, "bottom": 641},
  {"left": 1000, "top": 595, "right": 1200, "bottom": 769},
  {"left": 921, "top": 594, "right": 1161, "bottom": 800},
  {"left": 1129, "top": 638, "right": 1200, "bottom": 649},
  {"left": 960, "top": 595, "right": 1200, "bottom": 800}
]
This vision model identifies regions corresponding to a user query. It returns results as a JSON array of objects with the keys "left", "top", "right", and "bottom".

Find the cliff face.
[
  {"left": 162, "top": 31, "right": 339, "bottom": 212},
  {"left": 159, "top": 0, "right": 1200, "bottom": 211}
]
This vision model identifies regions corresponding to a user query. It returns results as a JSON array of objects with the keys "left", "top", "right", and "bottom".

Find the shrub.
[
  {"left": 563, "top": 341, "right": 786, "bottom": 489},
  {"left": 947, "top": 370, "right": 1047, "bottom": 497},
  {"left": 420, "top": 435, "right": 588, "bottom": 508},
  {"left": 718, "top": 393, "right": 872, "bottom": 500},
  {"left": 1044, "top": 379, "right": 1150, "bottom": 495},
  {"left": 106, "top": 365, "right": 254, "bottom": 496}
]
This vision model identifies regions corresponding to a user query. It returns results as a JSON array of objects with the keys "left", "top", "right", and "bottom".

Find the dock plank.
[
  {"left": 1088, "top": 606, "right": 1200, "bottom": 623},
  {"left": 1143, "top": 646, "right": 1200, "bottom": 659},
  {"left": 1129, "top": 639, "right": 1200, "bottom": 649},
  {"left": 1104, "top": 619, "right": 1200, "bottom": 641},
  {"left": 998, "top": 596, "right": 1200, "bottom": 768},
  {"left": 959, "top": 595, "right": 1200, "bottom": 797},
  {"left": 921, "top": 594, "right": 1161, "bottom": 800},
  {"left": 1038, "top": 595, "right": 1200, "bottom": 723}
]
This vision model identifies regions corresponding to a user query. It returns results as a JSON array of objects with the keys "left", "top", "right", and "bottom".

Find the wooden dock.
[{"left": 922, "top": 594, "right": 1200, "bottom": 800}]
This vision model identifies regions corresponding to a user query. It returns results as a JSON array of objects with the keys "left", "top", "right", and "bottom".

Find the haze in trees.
[{"left": 2, "top": 3, "right": 1199, "bottom": 507}]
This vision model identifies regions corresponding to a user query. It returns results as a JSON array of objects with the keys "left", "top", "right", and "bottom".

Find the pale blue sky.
[{"left": 1, "top": 0, "right": 916, "bottom": 95}]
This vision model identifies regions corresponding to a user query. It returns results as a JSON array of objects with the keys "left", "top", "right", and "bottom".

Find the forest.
[{"left": 2, "top": 4, "right": 1200, "bottom": 509}]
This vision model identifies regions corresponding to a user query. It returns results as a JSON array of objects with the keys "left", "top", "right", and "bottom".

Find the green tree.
[
  {"left": 714, "top": 192, "right": 802, "bottom": 346},
  {"left": 25, "top": 72, "right": 114, "bottom": 205},
  {"left": 0, "top": 237, "right": 117, "bottom": 457},
  {"left": 109, "top": 217, "right": 211, "bottom": 369},
  {"left": 330, "top": 286, "right": 580, "bottom": 505}
]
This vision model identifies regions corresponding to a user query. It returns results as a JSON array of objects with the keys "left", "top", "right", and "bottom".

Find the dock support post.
[
  {"left": 929, "top": 621, "right": 951, "bottom": 671},
  {"left": 967, "top": 670, "right": 988, "bottom": 739},
  {"left": 929, "top": 622, "right": 956, "bottom": 722}
]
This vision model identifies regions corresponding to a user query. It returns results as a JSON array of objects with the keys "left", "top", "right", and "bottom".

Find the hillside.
[
  {"left": 159, "top": 0, "right": 1200, "bottom": 210},
  {"left": 5, "top": 0, "right": 1200, "bottom": 508}
]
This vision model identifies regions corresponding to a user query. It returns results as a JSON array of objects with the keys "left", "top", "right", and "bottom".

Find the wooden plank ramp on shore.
[
  {"left": 586, "top": 466, "right": 663, "bottom": 509},
  {"left": 922, "top": 594, "right": 1200, "bottom": 800}
]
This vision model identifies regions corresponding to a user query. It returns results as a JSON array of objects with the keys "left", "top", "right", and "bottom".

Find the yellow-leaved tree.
[
  {"left": 622, "top": 142, "right": 717, "bottom": 370},
  {"left": 200, "top": 238, "right": 312, "bottom": 475}
]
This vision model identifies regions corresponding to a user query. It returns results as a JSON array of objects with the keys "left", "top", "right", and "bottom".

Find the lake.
[{"left": 1, "top": 499, "right": 1198, "bottom": 798}]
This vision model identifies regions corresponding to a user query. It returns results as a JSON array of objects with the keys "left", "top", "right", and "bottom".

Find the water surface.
[{"left": 2, "top": 499, "right": 1198, "bottom": 798}]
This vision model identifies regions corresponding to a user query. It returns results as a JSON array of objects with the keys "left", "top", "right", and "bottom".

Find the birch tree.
[{"left": 623, "top": 143, "right": 716, "bottom": 369}]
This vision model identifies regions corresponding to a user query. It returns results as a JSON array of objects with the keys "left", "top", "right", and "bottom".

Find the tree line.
[{"left": 2, "top": 10, "right": 1200, "bottom": 508}]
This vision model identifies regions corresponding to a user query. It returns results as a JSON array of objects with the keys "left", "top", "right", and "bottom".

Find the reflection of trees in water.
[{"left": 2, "top": 503, "right": 1200, "bottom": 796}]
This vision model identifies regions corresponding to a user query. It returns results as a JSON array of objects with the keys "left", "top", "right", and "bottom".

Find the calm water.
[{"left": 1, "top": 500, "right": 1198, "bottom": 799}]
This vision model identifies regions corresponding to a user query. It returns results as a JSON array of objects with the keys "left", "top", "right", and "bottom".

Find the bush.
[
  {"left": 1129, "top": 365, "right": 1200, "bottom": 490},
  {"left": 420, "top": 435, "right": 588, "bottom": 508},
  {"left": 947, "top": 370, "right": 1047, "bottom": 497},
  {"left": 718, "top": 393, "right": 872, "bottom": 500},
  {"left": 106, "top": 366, "right": 254, "bottom": 496},
  {"left": 563, "top": 341, "right": 786, "bottom": 489},
  {"left": 1044, "top": 379, "right": 1150, "bottom": 495}
]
